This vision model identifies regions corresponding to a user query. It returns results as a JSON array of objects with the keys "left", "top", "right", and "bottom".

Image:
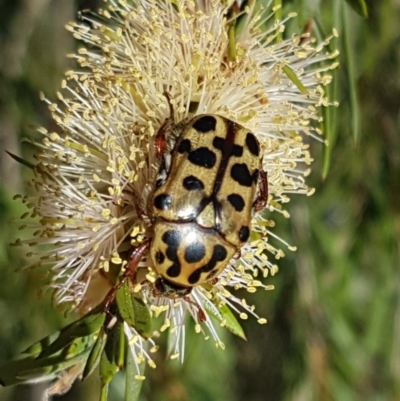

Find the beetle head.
[{"left": 154, "top": 277, "right": 192, "bottom": 298}]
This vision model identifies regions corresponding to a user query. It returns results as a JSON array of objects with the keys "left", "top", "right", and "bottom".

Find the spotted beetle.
[{"left": 106, "top": 94, "right": 268, "bottom": 305}]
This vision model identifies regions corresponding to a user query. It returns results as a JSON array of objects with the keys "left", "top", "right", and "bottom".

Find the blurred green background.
[{"left": 0, "top": 0, "right": 399, "bottom": 400}]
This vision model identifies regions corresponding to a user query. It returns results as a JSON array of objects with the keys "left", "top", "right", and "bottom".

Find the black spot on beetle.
[
  {"left": 155, "top": 251, "right": 165, "bottom": 264},
  {"left": 183, "top": 175, "right": 205, "bottom": 191},
  {"left": 246, "top": 132, "right": 260, "bottom": 156},
  {"left": 162, "top": 230, "right": 181, "bottom": 250},
  {"left": 238, "top": 226, "right": 250, "bottom": 242},
  {"left": 166, "top": 246, "right": 178, "bottom": 262},
  {"left": 162, "top": 230, "right": 182, "bottom": 278},
  {"left": 187, "top": 270, "right": 202, "bottom": 285},
  {"left": 192, "top": 115, "right": 217, "bottom": 133},
  {"left": 227, "top": 194, "right": 245, "bottom": 211},
  {"left": 188, "top": 147, "right": 216, "bottom": 168},
  {"left": 213, "top": 136, "right": 225, "bottom": 151},
  {"left": 177, "top": 139, "right": 191, "bottom": 154},
  {"left": 213, "top": 244, "right": 228, "bottom": 262},
  {"left": 231, "top": 163, "right": 253, "bottom": 187},
  {"left": 166, "top": 262, "right": 181, "bottom": 278},
  {"left": 253, "top": 168, "right": 259, "bottom": 184},
  {"left": 154, "top": 194, "right": 172, "bottom": 210},
  {"left": 188, "top": 244, "right": 227, "bottom": 284},
  {"left": 184, "top": 242, "right": 206, "bottom": 263},
  {"left": 232, "top": 144, "right": 243, "bottom": 157}
]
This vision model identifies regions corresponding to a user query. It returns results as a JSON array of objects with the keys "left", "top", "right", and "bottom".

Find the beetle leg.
[
  {"left": 155, "top": 92, "right": 175, "bottom": 157},
  {"left": 133, "top": 197, "right": 150, "bottom": 225},
  {"left": 103, "top": 240, "right": 150, "bottom": 310},
  {"left": 232, "top": 249, "right": 241, "bottom": 259},
  {"left": 155, "top": 123, "right": 167, "bottom": 157},
  {"left": 207, "top": 277, "right": 219, "bottom": 285},
  {"left": 183, "top": 296, "right": 207, "bottom": 322},
  {"left": 254, "top": 169, "right": 268, "bottom": 212},
  {"left": 163, "top": 92, "right": 175, "bottom": 119}
]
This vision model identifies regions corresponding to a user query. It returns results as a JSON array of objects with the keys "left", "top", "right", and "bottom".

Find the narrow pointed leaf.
[
  {"left": 233, "top": 0, "right": 250, "bottom": 36},
  {"left": 23, "top": 331, "right": 61, "bottom": 356},
  {"left": 100, "top": 348, "right": 119, "bottom": 387},
  {"left": 273, "top": 0, "right": 282, "bottom": 42},
  {"left": 202, "top": 298, "right": 246, "bottom": 340},
  {"left": 131, "top": 297, "right": 152, "bottom": 339},
  {"left": 316, "top": 3, "right": 340, "bottom": 180},
  {"left": 117, "top": 323, "right": 126, "bottom": 369},
  {"left": 116, "top": 281, "right": 136, "bottom": 327},
  {"left": 282, "top": 65, "right": 308, "bottom": 94},
  {"left": 65, "top": 334, "right": 95, "bottom": 358},
  {"left": 343, "top": 4, "right": 361, "bottom": 145},
  {"left": 0, "top": 336, "right": 94, "bottom": 386},
  {"left": 99, "top": 321, "right": 123, "bottom": 387},
  {"left": 297, "top": 0, "right": 322, "bottom": 27},
  {"left": 39, "top": 309, "right": 106, "bottom": 358},
  {"left": 116, "top": 282, "right": 152, "bottom": 339},
  {"left": 344, "top": 0, "right": 368, "bottom": 18},
  {"left": 82, "top": 329, "right": 107, "bottom": 380},
  {"left": 125, "top": 344, "right": 145, "bottom": 401}
]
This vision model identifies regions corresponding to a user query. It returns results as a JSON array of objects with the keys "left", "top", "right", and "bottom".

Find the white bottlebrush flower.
[{"left": 12, "top": 0, "right": 338, "bottom": 366}]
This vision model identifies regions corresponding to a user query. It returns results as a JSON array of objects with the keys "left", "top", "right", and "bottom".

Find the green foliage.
[
  {"left": 345, "top": 0, "right": 369, "bottom": 17},
  {"left": 203, "top": 297, "right": 247, "bottom": 340},
  {"left": 116, "top": 282, "right": 152, "bottom": 339},
  {"left": 0, "top": 301, "right": 150, "bottom": 401}
]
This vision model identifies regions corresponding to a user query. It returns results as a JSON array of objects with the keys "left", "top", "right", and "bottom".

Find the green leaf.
[
  {"left": 23, "top": 331, "right": 61, "bottom": 356},
  {"left": 0, "top": 308, "right": 108, "bottom": 387},
  {"left": 131, "top": 297, "right": 152, "bottom": 339},
  {"left": 316, "top": 2, "right": 340, "bottom": 180},
  {"left": 82, "top": 329, "right": 107, "bottom": 380},
  {"left": 100, "top": 346, "right": 118, "bottom": 388},
  {"left": 228, "top": 22, "right": 236, "bottom": 61},
  {"left": 116, "top": 281, "right": 137, "bottom": 328},
  {"left": 233, "top": 0, "right": 250, "bottom": 36},
  {"left": 116, "top": 321, "right": 126, "bottom": 369},
  {"left": 125, "top": 343, "right": 146, "bottom": 401},
  {"left": 273, "top": 0, "right": 282, "bottom": 42},
  {"left": 39, "top": 309, "right": 106, "bottom": 358},
  {"left": 296, "top": 0, "right": 321, "bottom": 27},
  {"left": 343, "top": 4, "right": 361, "bottom": 145},
  {"left": 0, "top": 336, "right": 94, "bottom": 386},
  {"left": 344, "top": 0, "right": 368, "bottom": 18},
  {"left": 282, "top": 65, "right": 308, "bottom": 94},
  {"left": 100, "top": 383, "right": 109, "bottom": 401},
  {"left": 116, "top": 282, "right": 152, "bottom": 339},
  {"left": 99, "top": 320, "right": 124, "bottom": 387},
  {"left": 202, "top": 297, "right": 246, "bottom": 340}
]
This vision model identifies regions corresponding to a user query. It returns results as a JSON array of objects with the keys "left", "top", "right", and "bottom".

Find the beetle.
[{"left": 106, "top": 94, "right": 268, "bottom": 305}]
